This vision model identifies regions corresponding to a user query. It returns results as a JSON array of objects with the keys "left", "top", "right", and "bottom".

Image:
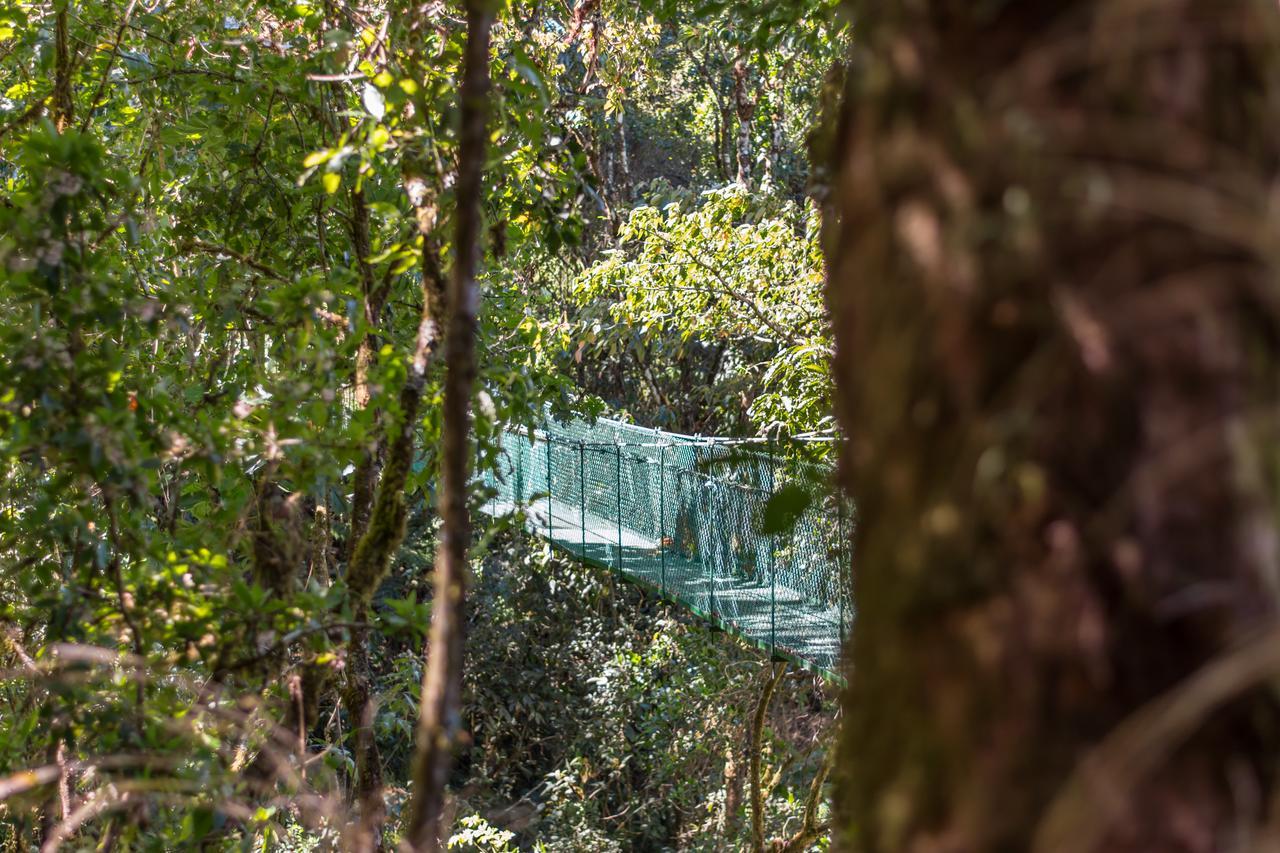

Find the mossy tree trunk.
[
  {"left": 403, "top": 1, "right": 493, "bottom": 848},
  {"left": 824, "top": 1, "right": 1280, "bottom": 850}
]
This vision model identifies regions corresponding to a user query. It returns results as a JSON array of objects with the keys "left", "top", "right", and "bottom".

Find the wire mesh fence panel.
[{"left": 477, "top": 414, "right": 853, "bottom": 679}]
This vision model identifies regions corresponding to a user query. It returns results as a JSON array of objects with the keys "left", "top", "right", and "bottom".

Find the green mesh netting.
[{"left": 479, "top": 415, "right": 852, "bottom": 679}]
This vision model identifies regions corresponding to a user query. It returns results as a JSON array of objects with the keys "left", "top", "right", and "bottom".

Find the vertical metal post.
[
  {"left": 837, "top": 493, "right": 847, "bottom": 641},
  {"left": 658, "top": 443, "right": 667, "bottom": 597},
  {"left": 473, "top": 436, "right": 482, "bottom": 514},
  {"left": 515, "top": 433, "right": 524, "bottom": 505},
  {"left": 545, "top": 432, "right": 553, "bottom": 542},
  {"left": 768, "top": 435, "right": 777, "bottom": 655},
  {"left": 578, "top": 441, "right": 587, "bottom": 560},
  {"left": 705, "top": 447, "right": 716, "bottom": 623},
  {"left": 615, "top": 443, "right": 624, "bottom": 570}
]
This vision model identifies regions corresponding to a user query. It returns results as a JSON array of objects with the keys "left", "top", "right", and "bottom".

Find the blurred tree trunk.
[{"left": 823, "top": 2, "right": 1280, "bottom": 851}]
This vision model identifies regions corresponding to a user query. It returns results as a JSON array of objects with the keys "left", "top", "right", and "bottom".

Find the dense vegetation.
[{"left": 0, "top": 0, "right": 842, "bottom": 849}]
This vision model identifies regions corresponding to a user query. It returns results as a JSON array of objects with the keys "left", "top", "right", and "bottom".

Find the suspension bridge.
[{"left": 478, "top": 415, "right": 852, "bottom": 680}]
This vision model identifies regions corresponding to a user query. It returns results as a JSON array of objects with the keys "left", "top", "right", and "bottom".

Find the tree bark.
[
  {"left": 763, "top": 58, "right": 787, "bottom": 188},
  {"left": 732, "top": 53, "right": 755, "bottom": 187},
  {"left": 615, "top": 105, "right": 632, "bottom": 204},
  {"left": 750, "top": 662, "right": 786, "bottom": 853},
  {"left": 773, "top": 748, "right": 832, "bottom": 853},
  {"left": 721, "top": 735, "right": 744, "bottom": 840},
  {"left": 340, "top": 191, "right": 449, "bottom": 853},
  {"left": 338, "top": 69, "right": 452, "bottom": 853},
  {"left": 347, "top": 185, "right": 391, "bottom": 561},
  {"left": 824, "top": 1, "right": 1280, "bottom": 851},
  {"left": 402, "top": 3, "right": 492, "bottom": 850},
  {"left": 343, "top": 619, "right": 386, "bottom": 852},
  {"left": 52, "top": 6, "right": 73, "bottom": 133}
]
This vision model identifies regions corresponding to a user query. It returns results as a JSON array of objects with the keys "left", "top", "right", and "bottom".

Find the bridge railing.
[{"left": 478, "top": 415, "right": 853, "bottom": 679}]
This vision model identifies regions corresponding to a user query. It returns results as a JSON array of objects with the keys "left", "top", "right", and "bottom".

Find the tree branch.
[
  {"left": 79, "top": 0, "right": 141, "bottom": 133},
  {"left": 750, "top": 661, "right": 787, "bottom": 853},
  {"left": 771, "top": 746, "right": 833, "bottom": 852},
  {"left": 650, "top": 232, "right": 803, "bottom": 348},
  {"left": 180, "top": 239, "right": 289, "bottom": 282}
]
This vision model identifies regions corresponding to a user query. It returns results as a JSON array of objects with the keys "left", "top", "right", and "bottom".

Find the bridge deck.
[{"left": 482, "top": 494, "right": 844, "bottom": 677}]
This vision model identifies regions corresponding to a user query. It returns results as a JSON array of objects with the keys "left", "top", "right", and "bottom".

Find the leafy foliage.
[
  {"left": 458, "top": 534, "right": 835, "bottom": 851},
  {"left": 566, "top": 184, "right": 832, "bottom": 438},
  {"left": 0, "top": 0, "right": 841, "bottom": 847}
]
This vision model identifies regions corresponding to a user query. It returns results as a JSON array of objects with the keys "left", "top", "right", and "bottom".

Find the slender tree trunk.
[
  {"left": 308, "top": 39, "right": 407, "bottom": 841},
  {"left": 52, "top": 6, "right": 73, "bottom": 132},
  {"left": 824, "top": 1, "right": 1280, "bottom": 851},
  {"left": 721, "top": 736, "right": 744, "bottom": 840},
  {"left": 347, "top": 186, "right": 390, "bottom": 560},
  {"left": 713, "top": 105, "right": 730, "bottom": 181},
  {"left": 615, "top": 106, "right": 632, "bottom": 204},
  {"left": 732, "top": 53, "right": 755, "bottom": 187},
  {"left": 338, "top": 85, "right": 452, "bottom": 853},
  {"left": 749, "top": 662, "right": 785, "bottom": 853},
  {"left": 344, "top": 617, "right": 385, "bottom": 851},
  {"left": 575, "top": 123, "right": 616, "bottom": 234},
  {"left": 603, "top": 119, "right": 616, "bottom": 203},
  {"left": 340, "top": 211, "right": 448, "bottom": 852},
  {"left": 775, "top": 749, "right": 833, "bottom": 853},
  {"left": 402, "top": 3, "right": 492, "bottom": 849},
  {"left": 281, "top": 498, "right": 332, "bottom": 762},
  {"left": 763, "top": 62, "right": 786, "bottom": 187}
]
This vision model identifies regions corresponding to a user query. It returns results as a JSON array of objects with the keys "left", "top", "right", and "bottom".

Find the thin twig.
[{"left": 79, "top": 0, "right": 141, "bottom": 133}]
